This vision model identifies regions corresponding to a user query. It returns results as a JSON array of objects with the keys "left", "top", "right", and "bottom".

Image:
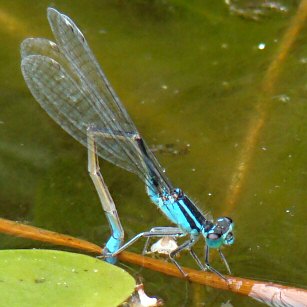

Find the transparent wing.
[
  {"left": 47, "top": 7, "right": 136, "bottom": 135},
  {"left": 21, "top": 8, "right": 172, "bottom": 194},
  {"left": 21, "top": 53, "right": 141, "bottom": 174}
]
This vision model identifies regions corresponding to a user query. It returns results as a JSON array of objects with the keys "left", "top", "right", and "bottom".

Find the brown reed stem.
[{"left": 0, "top": 217, "right": 306, "bottom": 305}]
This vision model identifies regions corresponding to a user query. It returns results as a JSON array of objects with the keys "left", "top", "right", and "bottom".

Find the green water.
[{"left": 0, "top": 1, "right": 306, "bottom": 306}]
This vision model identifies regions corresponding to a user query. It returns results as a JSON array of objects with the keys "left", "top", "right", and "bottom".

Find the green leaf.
[{"left": 0, "top": 249, "right": 135, "bottom": 307}]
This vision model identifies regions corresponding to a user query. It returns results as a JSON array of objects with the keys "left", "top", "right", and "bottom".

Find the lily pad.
[{"left": 0, "top": 249, "right": 135, "bottom": 307}]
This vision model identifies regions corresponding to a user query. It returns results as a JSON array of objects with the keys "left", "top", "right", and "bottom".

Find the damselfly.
[{"left": 21, "top": 8, "right": 234, "bottom": 280}]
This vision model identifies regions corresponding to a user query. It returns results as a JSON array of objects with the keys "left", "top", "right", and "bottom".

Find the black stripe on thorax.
[
  {"left": 176, "top": 195, "right": 207, "bottom": 232},
  {"left": 177, "top": 200, "right": 199, "bottom": 231},
  {"left": 183, "top": 195, "right": 207, "bottom": 225}
]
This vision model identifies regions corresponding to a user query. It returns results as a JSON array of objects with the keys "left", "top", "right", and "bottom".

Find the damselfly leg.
[
  {"left": 169, "top": 237, "right": 206, "bottom": 277},
  {"left": 205, "top": 245, "right": 230, "bottom": 281},
  {"left": 218, "top": 248, "right": 232, "bottom": 275},
  {"left": 101, "top": 224, "right": 209, "bottom": 278},
  {"left": 104, "top": 226, "right": 184, "bottom": 257},
  {"left": 142, "top": 227, "right": 184, "bottom": 254}
]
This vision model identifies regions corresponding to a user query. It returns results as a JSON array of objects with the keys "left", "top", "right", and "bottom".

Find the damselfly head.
[{"left": 203, "top": 217, "right": 234, "bottom": 248}]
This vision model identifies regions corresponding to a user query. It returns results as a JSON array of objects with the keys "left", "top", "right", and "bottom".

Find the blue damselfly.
[{"left": 21, "top": 8, "right": 234, "bottom": 280}]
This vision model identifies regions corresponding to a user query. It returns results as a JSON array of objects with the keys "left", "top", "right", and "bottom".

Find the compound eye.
[
  {"left": 225, "top": 232, "right": 234, "bottom": 244},
  {"left": 215, "top": 217, "right": 233, "bottom": 233},
  {"left": 207, "top": 233, "right": 221, "bottom": 240},
  {"left": 224, "top": 217, "right": 233, "bottom": 224},
  {"left": 226, "top": 232, "right": 233, "bottom": 240}
]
